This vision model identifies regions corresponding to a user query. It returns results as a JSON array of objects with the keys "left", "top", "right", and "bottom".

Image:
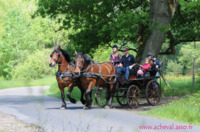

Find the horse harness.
[
  {"left": 56, "top": 64, "right": 75, "bottom": 83},
  {"left": 81, "top": 61, "right": 118, "bottom": 84},
  {"left": 51, "top": 50, "right": 78, "bottom": 83}
]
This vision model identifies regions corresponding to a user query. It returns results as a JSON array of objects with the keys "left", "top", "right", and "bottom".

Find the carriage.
[
  {"left": 95, "top": 69, "right": 162, "bottom": 109},
  {"left": 50, "top": 47, "right": 162, "bottom": 109}
]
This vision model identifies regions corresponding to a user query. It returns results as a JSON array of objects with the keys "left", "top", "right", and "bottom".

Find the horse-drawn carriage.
[
  {"left": 95, "top": 69, "right": 162, "bottom": 109},
  {"left": 49, "top": 46, "right": 162, "bottom": 109}
]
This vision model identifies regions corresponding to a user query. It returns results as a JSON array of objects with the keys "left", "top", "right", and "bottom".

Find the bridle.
[
  {"left": 50, "top": 49, "right": 66, "bottom": 66},
  {"left": 74, "top": 54, "right": 96, "bottom": 74},
  {"left": 74, "top": 54, "right": 85, "bottom": 70}
]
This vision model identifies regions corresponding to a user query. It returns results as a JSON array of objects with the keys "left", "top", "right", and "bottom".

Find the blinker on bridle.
[
  {"left": 50, "top": 50, "right": 63, "bottom": 64},
  {"left": 74, "top": 54, "right": 85, "bottom": 70}
]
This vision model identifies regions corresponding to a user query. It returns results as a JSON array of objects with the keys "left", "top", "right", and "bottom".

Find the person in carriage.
[
  {"left": 109, "top": 45, "right": 122, "bottom": 66},
  {"left": 147, "top": 52, "right": 161, "bottom": 78},
  {"left": 147, "top": 52, "right": 160, "bottom": 69},
  {"left": 140, "top": 58, "right": 151, "bottom": 72},
  {"left": 117, "top": 47, "right": 137, "bottom": 84},
  {"left": 137, "top": 58, "right": 151, "bottom": 77}
]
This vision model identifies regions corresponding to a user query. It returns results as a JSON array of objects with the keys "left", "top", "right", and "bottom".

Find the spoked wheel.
[
  {"left": 126, "top": 85, "right": 140, "bottom": 108},
  {"left": 95, "top": 87, "right": 109, "bottom": 107},
  {"left": 145, "top": 80, "right": 161, "bottom": 106},
  {"left": 116, "top": 88, "right": 128, "bottom": 106}
]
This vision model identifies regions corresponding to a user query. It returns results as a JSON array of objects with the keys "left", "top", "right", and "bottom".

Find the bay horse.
[
  {"left": 49, "top": 46, "right": 85, "bottom": 109},
  {"left": 74, "top": 52, "right": 117, "bottom": 109}
]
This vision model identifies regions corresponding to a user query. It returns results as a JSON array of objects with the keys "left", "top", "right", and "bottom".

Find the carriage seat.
[
  {"left": 137, "top": 69, "right": 159, "bottom": 78},
  {"left": 120, "top": 68, "right": 137, "bottom": 82}
]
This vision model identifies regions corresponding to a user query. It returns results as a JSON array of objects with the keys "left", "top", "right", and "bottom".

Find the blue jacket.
[
  {"left": 120, "top": 54, "right": 137, "bottom": 67},
  {"left": 155, "top": 58, "right": 161, "bottom": 67}
]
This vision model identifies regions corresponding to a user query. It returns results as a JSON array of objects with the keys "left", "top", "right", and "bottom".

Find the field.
[
  {"left": 45, "top": 75, "right": 200, "bottom": 99},
  {"left": 161, "top": 75, "right": 199, "bottom": 96},
  {"left": 146, "top": 76, "right": 200, "bottom": 126},
  {"left": 0, "top": 76, "right": 56, "bottom": 90}
]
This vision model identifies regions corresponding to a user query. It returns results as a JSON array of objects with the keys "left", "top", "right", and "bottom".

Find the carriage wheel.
[
  {"left": 116, "top": 88, "right": 128, "bottom": 106},
  {"left": 126, "top": 85, "right": 140, "bottom": 108},
  {"left": 95, "top": 87, "right": 109, "bottom": 107},
  {"left": 145, "top": 80, "right": 161, "bottom": 106}
]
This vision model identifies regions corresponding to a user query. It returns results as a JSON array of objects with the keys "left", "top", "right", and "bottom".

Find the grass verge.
[
  {"left": 161, "top": 76, "right": 199, "bottom": 97},
  {"left": 144, "top": 92, "right": 200, "bottom": 126},
  {"left": 46, "top": 76, "right": 200, "bottom": 100},
  {"left": 0, "top": 76, "right": 56, "bottom": 89},
  {"left": 43, "top": 83, "right": 82, "bottom": 101},
  {"left": 144, "top": 76, "right": 200, "bottom": 126}
]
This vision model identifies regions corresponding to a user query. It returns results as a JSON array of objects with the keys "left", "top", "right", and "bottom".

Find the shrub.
[
  {"left": 12, "top": 49, "right": 56, "bottom": 80},
  {"left": 166, "top": 60, "right": 183, "bottom": 75}
]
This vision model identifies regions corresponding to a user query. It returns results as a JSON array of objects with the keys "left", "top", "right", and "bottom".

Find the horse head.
[{"left": 74, "top": 51, "right": 85, "bottom": 76}]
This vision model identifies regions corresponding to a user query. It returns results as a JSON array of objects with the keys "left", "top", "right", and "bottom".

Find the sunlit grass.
[
  {"left": 144, "top": 76, "right": 200, "bottom": 126},
  {"left": 44, "top": 83, "right": 83, "bottom": 101},
  {"left": 145, "top": 91, "right": 200, "bottom": 126},
  {"left": 161, "top": 76, "right": 199, "bottom": 96},
  {"left": 0, "top": 76, "right": 56, "bottom": 89}
]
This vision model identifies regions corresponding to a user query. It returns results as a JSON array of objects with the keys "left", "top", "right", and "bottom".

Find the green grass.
[
  {"left": 44, "top": 83, "right": 83, "bottom": 101},
  {"left": 0, "top": 76, "right": 56, "bottom": 89},
  {"left": 161, "top": 76, "right": 200, "bottom": 97},
  {"left": 46, "top": 76, "right": 200, "bottom": 100},
  {"left": 143, "top": 76, "right": 200, "bottom": 126},
  {"left": 145, "top": 92, "right": 200, "bottom": 126}
]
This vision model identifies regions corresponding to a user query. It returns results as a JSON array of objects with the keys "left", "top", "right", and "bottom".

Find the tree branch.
[
  {"left": 159, "top": 31, "right": 200, "bottom": 55},
  {"left": 177, "top": 3, "right": 186, "bottom": 23},
  {"left": 108, "top": 43, "right": 138, "bottom": 52}
]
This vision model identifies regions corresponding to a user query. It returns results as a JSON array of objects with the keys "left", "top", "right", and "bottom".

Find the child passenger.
[{"left": 140, "top": 58, "right": 151, "bottom": 72}]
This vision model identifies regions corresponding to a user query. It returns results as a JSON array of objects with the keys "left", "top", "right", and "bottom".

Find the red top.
[{"left": 141, "top": 64, "right": 151, "bottom": 72}]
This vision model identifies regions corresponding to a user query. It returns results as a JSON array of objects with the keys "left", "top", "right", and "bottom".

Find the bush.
[
  {"left": 12, "top": 49, "right": 56, "bottom": 80},
  {"left": 166, "top": 60, "right": 183, "bottom": 75}
]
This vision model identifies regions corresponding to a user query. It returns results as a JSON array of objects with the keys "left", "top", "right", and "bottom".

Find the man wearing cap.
[
  {"left": 109, "top": 45, "right": 122, "bottom": 66},
  {"left": 117, "top": 48, "right": 137, "bottom": 83}
]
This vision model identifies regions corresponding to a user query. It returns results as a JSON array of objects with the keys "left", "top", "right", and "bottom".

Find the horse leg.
[
  {"left": 105, "top": 84, "right": 115, "bottom": 109},
  {"left": 83, "top": 81, "right": 95, "bottom": 110},
  {"left": 66, "top": 86, "right": 77, "bottom": 104},
  {"left": 60, "top": 88, "right": 66, "bottom": 110},
  {"left": 80, "top": 88, "right": 86, "bottom": 105},
  {"left": 88, "top": 91, "right": 93, "bottom": 107}
]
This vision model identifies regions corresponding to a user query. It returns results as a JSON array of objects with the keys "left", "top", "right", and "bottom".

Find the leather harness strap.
[{"left": 81, "top": 61, "right": 117, "bottom": 84}]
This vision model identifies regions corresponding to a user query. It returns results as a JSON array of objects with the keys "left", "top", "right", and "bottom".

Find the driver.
[{"left": 117, "top": 48, "right": 137, "bottom": 84}]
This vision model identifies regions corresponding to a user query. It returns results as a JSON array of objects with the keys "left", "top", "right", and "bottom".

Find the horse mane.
[
  {"left": 77, "top": 53, "right": 91, "bottom": 63},
  {"left": 60, "top": 49, "right": 71, "bottom": 62}
]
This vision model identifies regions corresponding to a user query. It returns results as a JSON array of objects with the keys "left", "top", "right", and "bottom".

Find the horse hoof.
[
  {"left": 104, "top": 105, "right": 112, "bottom": 109},
  {"left": 83, "top": 106, "right": 90, "bottom": 110},
  {"left": 70, "top": 99, "right": 77, "bottom": 104},
  {"left": 81, "top": 99, "right": 86, "bottom": 105},
  {"left": 60, "top": 106, "right": 66, "bottom": 110}
]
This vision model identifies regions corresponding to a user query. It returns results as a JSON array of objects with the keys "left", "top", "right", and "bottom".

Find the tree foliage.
[
  {"left": 34, "top": 0, "right": 150, "bottom": 54},
  {"left": 34, "top": 0, "right": 200, "bottom": 59},
  {"left": 0, "top": 0, "right": 69, "bottom": 79}
]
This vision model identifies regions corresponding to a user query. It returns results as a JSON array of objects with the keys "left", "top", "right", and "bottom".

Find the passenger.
[
  {"left": 109, "top": 45, "right": 121, "bottom": 66},
  {"left": 147, "top": 52, "right": 161, "bottom": 69},
  {"left": 140, "top": 58, "right": 151, "bottom": 72},
  {"left": 149, "top": 59, "right": 157, "bottom": 76},
  {"left": 117, "top": 47, "right": 137, "bottom": 84},
  {"left": 147, "top": 52, "right": 160, "bottom": 79}
]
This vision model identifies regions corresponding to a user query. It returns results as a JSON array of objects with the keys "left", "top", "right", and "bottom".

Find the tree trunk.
[{"left": 138, "top": 0, "right": 178, "bottom": 64}]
